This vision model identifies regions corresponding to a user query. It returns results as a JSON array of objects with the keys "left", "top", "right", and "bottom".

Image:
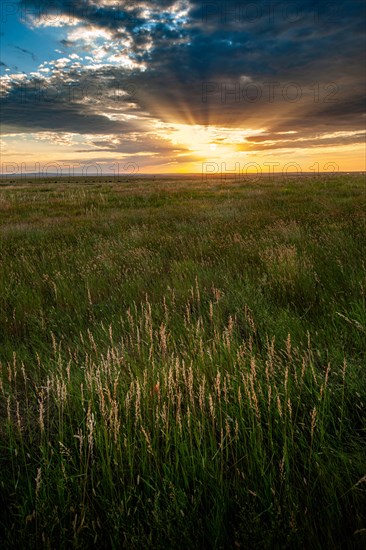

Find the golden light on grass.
[{"left": 1, "top": 176, "right": 365, "bottom": 547}]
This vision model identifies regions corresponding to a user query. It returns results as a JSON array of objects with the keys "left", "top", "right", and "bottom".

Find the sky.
[{"left": 0, "top": 0, "right": 365, "bottom": 175}]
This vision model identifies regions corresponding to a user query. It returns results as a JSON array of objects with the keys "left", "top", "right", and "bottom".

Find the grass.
[{"left": 0, "top": 174, "right": 365, "bottom": 548}]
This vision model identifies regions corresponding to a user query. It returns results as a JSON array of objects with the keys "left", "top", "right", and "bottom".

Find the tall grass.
[{"left": 0, "top": 175, "right": 365, "bottom": 548}]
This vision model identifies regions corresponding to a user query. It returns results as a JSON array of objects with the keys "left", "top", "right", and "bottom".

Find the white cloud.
[{"left": 27, "top": 14, "right": 81, "bottom": 28}]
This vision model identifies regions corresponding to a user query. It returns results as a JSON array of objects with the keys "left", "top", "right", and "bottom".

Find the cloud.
[
  {"left": 243, "top": 130, "right": 366, "bottom": 152},
  {"left": 1, "top": 0, "right": 364, "bottom": 167}
]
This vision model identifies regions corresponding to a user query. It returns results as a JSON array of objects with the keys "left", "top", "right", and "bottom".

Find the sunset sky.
[{"left": 1, "top": 0, "right": 365, "bottom": 175}]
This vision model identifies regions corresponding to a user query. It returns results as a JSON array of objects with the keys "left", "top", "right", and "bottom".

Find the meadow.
[{"left": 0, "top": 174, "right": 365, "bottom": 548}]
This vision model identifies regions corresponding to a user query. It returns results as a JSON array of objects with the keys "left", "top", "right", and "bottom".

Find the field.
[{"left": 0, "top": 174, "right": 365, "bottom": 548}]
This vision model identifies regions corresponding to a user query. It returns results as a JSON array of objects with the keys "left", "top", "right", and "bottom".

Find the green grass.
[{"left": 0, "top": 174, "right": 365, "bottom": 548}]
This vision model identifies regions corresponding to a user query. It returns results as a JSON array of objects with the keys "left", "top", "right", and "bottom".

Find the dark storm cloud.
[
  {"left": 2, "top": 0, "right": 365, "bottom": 149},
  {"left": 0, "top": 69, "right": 146, "bottom": 134},
  {"left": 1, "top": 95, "right": 125, "bottom": 134}
]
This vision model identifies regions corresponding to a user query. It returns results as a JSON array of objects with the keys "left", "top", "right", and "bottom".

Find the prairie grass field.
[{"left": 0, "top": 174, "right": 365, "bottom": 548}]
